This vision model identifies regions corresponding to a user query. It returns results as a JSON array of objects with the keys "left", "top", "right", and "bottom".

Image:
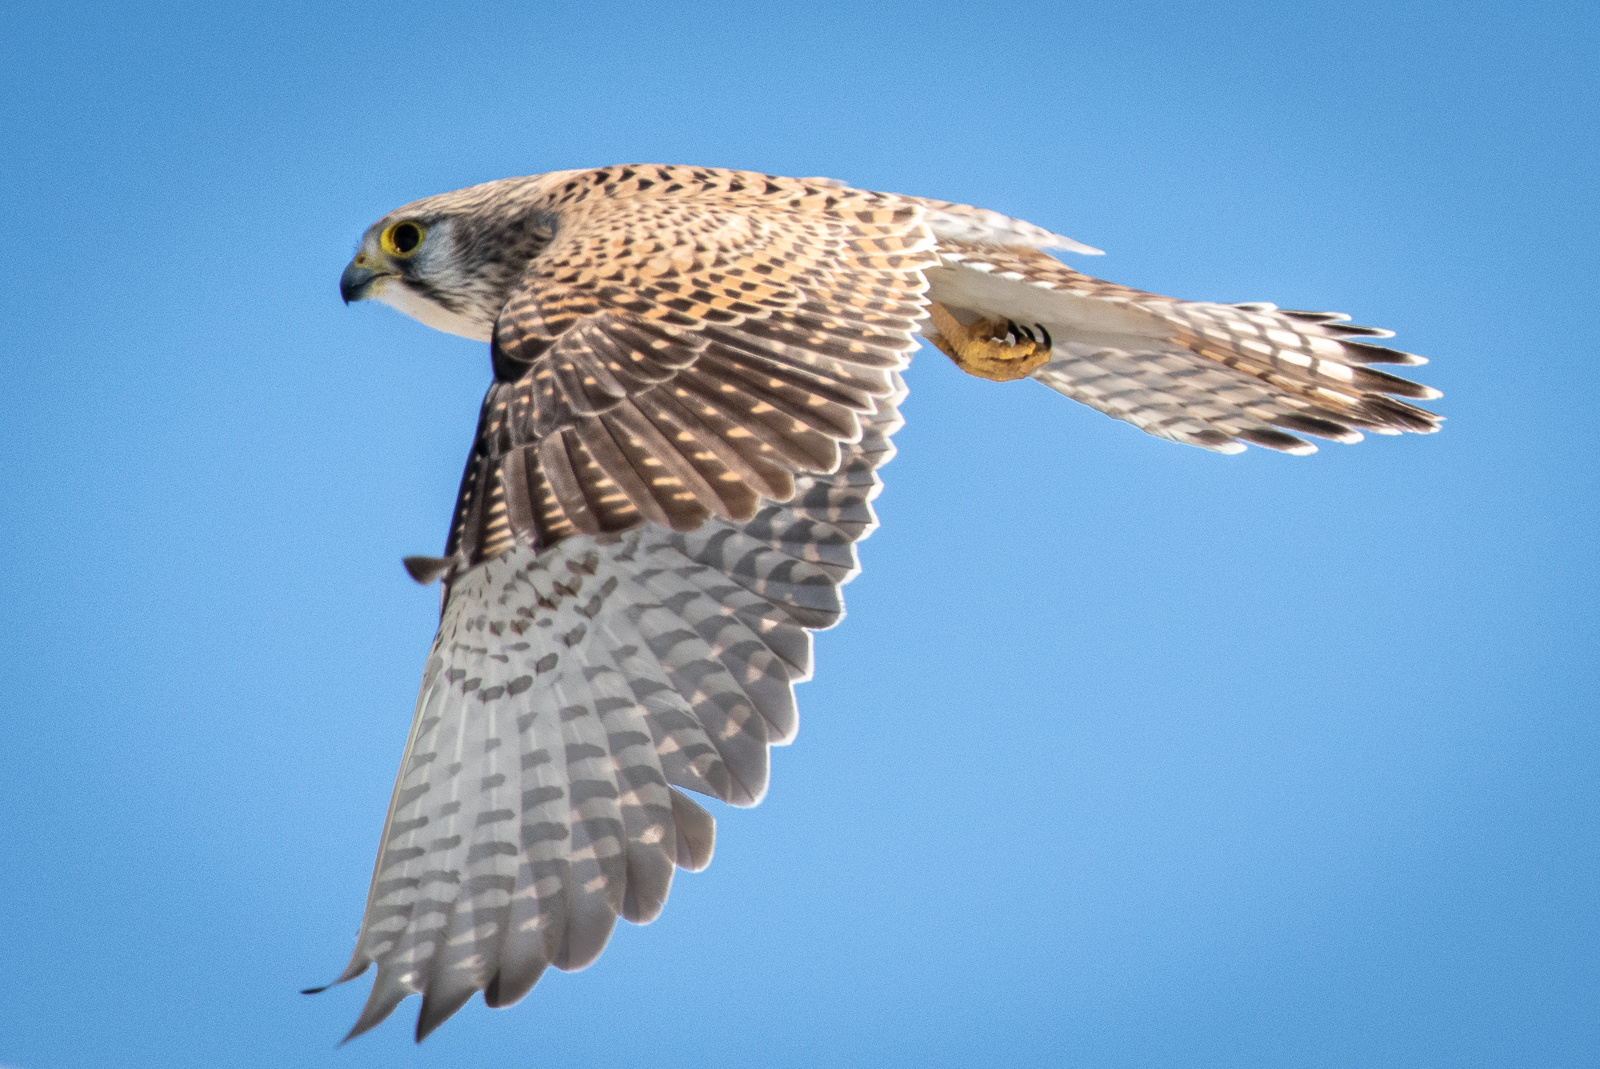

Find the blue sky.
[{"left": 2, "top": 1, "right": 1596, "bottom": 1066}]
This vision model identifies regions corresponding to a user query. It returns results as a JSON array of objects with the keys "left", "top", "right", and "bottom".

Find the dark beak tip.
[{"left": 340, "top": 262, "right": 377, "bottom": 305}]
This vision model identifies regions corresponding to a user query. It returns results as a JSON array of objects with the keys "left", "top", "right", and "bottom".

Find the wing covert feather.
[{"left": 448, "top": 168, "right": 935, "bottom": 568}]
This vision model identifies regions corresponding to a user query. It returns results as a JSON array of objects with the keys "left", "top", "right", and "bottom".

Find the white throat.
[{"left": 374, "top": 278, "right": 494, "bottom": 342}]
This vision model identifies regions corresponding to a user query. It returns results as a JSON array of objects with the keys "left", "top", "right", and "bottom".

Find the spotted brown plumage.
[
  {"left": 329, "top": 164, "right": 1441, "bottom": 1041},
  {"left": 354, "top": 166, "right": 935, "bottom": 575}
]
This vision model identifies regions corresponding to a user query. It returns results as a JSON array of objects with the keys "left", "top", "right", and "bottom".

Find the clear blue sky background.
[{"left": 2, "top": 1, "right": 1595, "bottom": 1066}]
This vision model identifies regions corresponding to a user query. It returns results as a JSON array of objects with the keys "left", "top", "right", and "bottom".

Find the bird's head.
[{"left": 340, "top": 179, "right": 558, "bottom": 342}]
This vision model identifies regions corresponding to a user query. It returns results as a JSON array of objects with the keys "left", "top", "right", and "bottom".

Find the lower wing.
[{"left": 321, "top": 375, "right": 907, "bottom": 1042}]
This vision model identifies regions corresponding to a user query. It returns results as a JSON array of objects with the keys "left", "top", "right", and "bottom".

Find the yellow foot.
[{"left": 926, "top": 301, "right": 1053, "bottom": 382}]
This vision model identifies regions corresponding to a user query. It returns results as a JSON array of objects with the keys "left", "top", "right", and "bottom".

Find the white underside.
[
  {"left": 924, "top": 264, "right": 1162, "bottom": 349},
  {"left": 373, "top": 277, "right": 494, "bottom": 342}
]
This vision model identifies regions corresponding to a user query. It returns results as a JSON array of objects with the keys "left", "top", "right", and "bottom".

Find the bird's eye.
[{"left": 381, "top": 221, "right": 425, "bottom": 258}]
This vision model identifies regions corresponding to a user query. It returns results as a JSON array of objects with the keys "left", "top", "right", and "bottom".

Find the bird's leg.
[{"left": 925, "top": 301, "right": 1053, "bottom": 382}]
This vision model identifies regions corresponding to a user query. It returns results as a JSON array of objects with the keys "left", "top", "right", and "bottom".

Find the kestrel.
[{"left": 319, "top": 165, "right": 1440, "bottom": 1041}]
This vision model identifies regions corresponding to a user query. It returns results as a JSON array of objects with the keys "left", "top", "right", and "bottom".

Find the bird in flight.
[{"left": 319, "top": 165, "right": 1440, "bottom": 1041}]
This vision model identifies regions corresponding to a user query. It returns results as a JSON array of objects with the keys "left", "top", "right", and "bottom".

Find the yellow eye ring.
[{"left": 380, "top": 221, "right": 426, "bottom": 258}]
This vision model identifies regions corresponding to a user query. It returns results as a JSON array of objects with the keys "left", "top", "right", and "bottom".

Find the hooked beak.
[{"left": 340, "top": 256, "right": 387, "bottom": 303}]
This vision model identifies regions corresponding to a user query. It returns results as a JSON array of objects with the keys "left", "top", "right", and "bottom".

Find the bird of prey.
[{"left": 321, "top": 164, "right": 1440, "bottom": 1041}]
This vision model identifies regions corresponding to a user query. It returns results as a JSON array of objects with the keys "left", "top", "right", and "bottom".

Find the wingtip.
[
  {"left": 1235, "top": 427, "right": 1318, "bottom": 455},
  {"left": 340, "top": 1006, "right": 392, "bottom": 1046},
  {"left": 410, "top": 973, "right": 486, "bottom": 1042},
  {"left": 303, "top": 956, "right": 369, "bottom": 997}
]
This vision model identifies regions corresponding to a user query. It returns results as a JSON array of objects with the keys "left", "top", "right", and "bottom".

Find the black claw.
[
  {"left": 1007, "top": 319, "right": 1037, "bottom": 344},
  {"left": 1036, "top": 324, "right": 1052, "bottom": 350}
]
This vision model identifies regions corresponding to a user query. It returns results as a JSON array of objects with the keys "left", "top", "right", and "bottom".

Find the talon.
[
  {"left": 926, "top": 302, "right": 1053, "bottom": 383},
  {"left": 1037, "top": 324, "right": 1052, "bottom": 349}
]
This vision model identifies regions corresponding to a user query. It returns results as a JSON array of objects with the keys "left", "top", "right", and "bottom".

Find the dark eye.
[{"left": 382, "top": 221, "right": 425, "bottom": 258}]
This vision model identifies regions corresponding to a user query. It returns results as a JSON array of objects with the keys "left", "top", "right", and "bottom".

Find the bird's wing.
[
  {"left": 925, "top": 241, "right": 1440, "bottom": 454},
  {"left": 442, "top": 167, "right": 938, "bottom": 572},
  {"left": 329, "top": 377, "right": 906, "bottom": 1041}
]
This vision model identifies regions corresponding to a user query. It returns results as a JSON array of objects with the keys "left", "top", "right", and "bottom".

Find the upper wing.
[
  {"left": 925, "top": 241, "right": 1440, "bottom": 454},
  {"left": 440, "top": 167, "right": 938, "bottom": 573}
]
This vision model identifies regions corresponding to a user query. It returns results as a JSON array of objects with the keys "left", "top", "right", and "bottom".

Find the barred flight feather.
[{"left": 330, "top": 377, "right": 907, "bottom": 1041}]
